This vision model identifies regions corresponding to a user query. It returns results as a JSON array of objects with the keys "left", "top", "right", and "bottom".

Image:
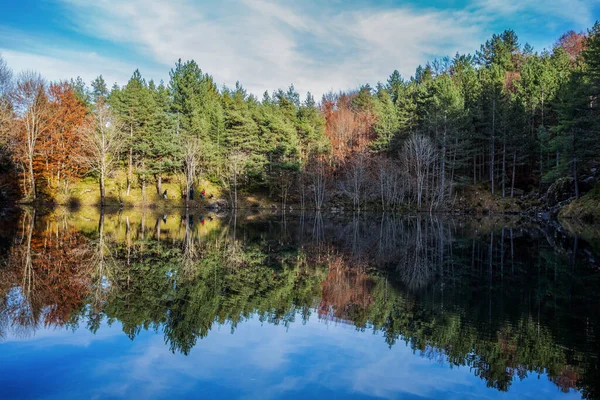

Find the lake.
[{"left": 0, "top": 208, "right": 598, "bottom": 399}]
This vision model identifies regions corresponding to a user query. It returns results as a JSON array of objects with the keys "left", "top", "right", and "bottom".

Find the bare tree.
[
  {"left": 306, "top": 156, "right": 327, "bottom": 210},
  {"left": 275, "top": 167, "right": 295, "bottom": 211},
  {"left": 401, "top": 134, "right": 437, "bottom": 209},
  {"left": 0, "top": 55, "right": 12, "bottom": 131},
  {"left": 182, "top": 137, "right": 203, "bottom": 208},
  {"left": 221, "top": 151, "right": 249, "bottom": 209},
  {"left": 374, "top": 156, "right": 405, "bottom": 211},
  {"left": 79, "top": 100, "right": 125, "bottom": 206},
  {"left": 10, "top": 72, "right": 50, "bottom": 200},
  {"left": 342, "top": 152, "right": 369, "bottom": 211}
]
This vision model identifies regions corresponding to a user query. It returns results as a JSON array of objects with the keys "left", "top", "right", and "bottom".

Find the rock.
[
  {"left": 545, "top": 177, "right": 575, "bottom": 207},
  {"left": 208, "top": 199, "right": 229, "bottom": 209},
  {"left": 217, "top": 199, "right": 229, "bottom": 209}
]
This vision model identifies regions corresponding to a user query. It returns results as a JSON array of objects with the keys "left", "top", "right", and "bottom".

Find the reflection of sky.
[{"left": 0, "top": 316, "right": 582, "bottom": 400}]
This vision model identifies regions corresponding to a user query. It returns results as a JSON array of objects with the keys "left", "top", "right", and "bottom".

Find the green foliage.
[{"left": 8, "top": 23, "right": 600, "bottom": 208}]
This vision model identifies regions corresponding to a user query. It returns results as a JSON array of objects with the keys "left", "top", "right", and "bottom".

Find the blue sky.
[{"left": 1, "top": 0, "right": 599, "bottom": 98}]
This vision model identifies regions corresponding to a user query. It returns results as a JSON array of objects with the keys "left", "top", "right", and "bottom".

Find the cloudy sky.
[{"left": 1, "top": 0, "right": 599, "bottom": 98}]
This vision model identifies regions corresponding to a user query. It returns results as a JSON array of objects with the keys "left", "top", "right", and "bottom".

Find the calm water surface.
[{"left": 0, "top": 208, "right": 598, "bottom": 399}]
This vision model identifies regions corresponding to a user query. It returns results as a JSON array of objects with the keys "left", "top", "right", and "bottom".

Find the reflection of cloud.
[
  {"left": 0, "top": 315, "right": 580, "bottom": 400},
  {"left": 1, "top": 319, "right": 121, "bottom": 347},
  {"left": 351, "top": 347, "right": 472, "bottom": 399}
]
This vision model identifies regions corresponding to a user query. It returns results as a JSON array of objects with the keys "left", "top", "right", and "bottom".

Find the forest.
[{"left": 0, "top": 23, "right": 599, "bottom": 213}]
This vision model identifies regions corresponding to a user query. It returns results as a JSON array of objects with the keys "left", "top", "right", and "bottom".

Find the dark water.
[{"left": 0, "top": 208, "right": 599, "bottom": 399}]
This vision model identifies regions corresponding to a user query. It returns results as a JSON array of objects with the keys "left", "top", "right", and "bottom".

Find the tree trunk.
[
  {"left": 539, "top": 141, "right": 543, "bottom": 190},
  {"left": 511, "top": 150, "right": 516, "bottom": 198},
  {"left": 233, "top": 167, "right": 238, "bottom": 209},
  {"left": 473, "top": 154, "right": 477, "bottom": 185},
  {"left": 572, "top": 130, "right": 579, "bottom": 200},
  {"left": 502, "top": 138, "right": 506, "bottom": 198},
  {"left": 28, "top": 156, "right": 36, "bottom": 201},
  {"left": 380, "top": 169, "right": 385, "bottom": 211},
  {"left": 156, "top": 175, "right": 162, "bottom": 196},
  {"left": 100, "top": 172, "right": 106, "bottom": 207},
  {"left": 98, "top": 207, "right": 105, "bottom": 235},
  {"left": 127, "top": 120, "right": 133, "bottom": 196},
  {"left": 450, "top": 138, "right": 457, "bottom": 196},
  {"left": 440, "top": 118, "right": 447, "bottom": 202},
  {"left": 185, "top": 179, "right": 190, "bottom": 209},
  {"left": 490, "top": 97, "right": 496, "bottom": 195},
  {"left": 142, "top": 176, "right": 146, "bottom": 202}
]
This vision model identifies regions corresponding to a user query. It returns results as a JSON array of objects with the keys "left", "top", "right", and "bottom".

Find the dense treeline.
[{"left": 0, "top": 24, "right": 599, "bottom": 209}]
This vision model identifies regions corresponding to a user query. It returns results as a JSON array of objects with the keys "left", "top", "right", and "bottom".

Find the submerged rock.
[{"left": 208, "top": 199, "right": 229, "bottom": 209}]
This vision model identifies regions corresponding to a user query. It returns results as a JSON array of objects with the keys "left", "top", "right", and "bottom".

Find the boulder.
[
  {"left": 208, "top": 199, "right": 229, "bottom": 209},
  {"left": 545, "top": 177, "right": 575, "bottom": 207}
]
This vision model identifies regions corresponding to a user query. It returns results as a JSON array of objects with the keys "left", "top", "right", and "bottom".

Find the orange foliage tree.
[
  {"left": 556, "top": 31, "right": 587, "bottom": 60},
  {"left": 321, "top": 90, "right": 377, "bottom": 165},
  {"left": 39, "top": 82, "right": 90, "bottom": 194}
]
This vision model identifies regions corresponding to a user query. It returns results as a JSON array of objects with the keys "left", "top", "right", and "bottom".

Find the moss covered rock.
[
  {"left": 559, "top": 184, "right": 600, "bottom": 222},
  {"left": 545, "top": 177, "right": 575, "bottom": 207}
]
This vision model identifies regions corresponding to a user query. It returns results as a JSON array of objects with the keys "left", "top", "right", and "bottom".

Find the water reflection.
[{"left": 0, "top": 208, "right": 599, "bottom": 399}]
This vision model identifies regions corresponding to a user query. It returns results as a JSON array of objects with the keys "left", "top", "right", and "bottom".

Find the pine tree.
[{"left": 147, "top": 80, "right": 180, "bottom": 195}]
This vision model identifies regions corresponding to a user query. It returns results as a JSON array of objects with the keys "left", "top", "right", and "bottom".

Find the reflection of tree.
[
  {"left": 180, "top": 211, "right": 199, "bottom": 279},
  {"left": 18, "top": 209, "right": 37, "bottom": 331},
  {"left": 318, "top": 254, "right": 373, "bottom": 326},
  {"left": 309, "top": 214, "right": 450, "bottom": 291},
  {"left": 396, "top": 217, "right": 435, "bottom": 290},
  {"left": 0, "top": 211, "right": 598, "bottom": 398},
  {"left": 85, "top": 210, "right": 118, "bottom": 331},
  {"left": 0, "top": 209, "right": 92, "bottom": 338},
  {"left": 98, "top": 224, "right": 323, "bottom": 354}
]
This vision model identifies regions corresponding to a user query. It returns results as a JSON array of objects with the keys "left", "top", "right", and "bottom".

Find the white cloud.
[
  {"left": 3, "top": 0, "right": 599, "bottom": 98},
  {"left": 0, "top": 48, "right": 143, "bottom": 87},
  {"left": 41, "top": 0, "right": 483, "bottom": 98}
]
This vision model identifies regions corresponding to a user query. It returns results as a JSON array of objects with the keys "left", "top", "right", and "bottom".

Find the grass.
[
  {"left": 452, "top": 184, "right": 536, "bottom": 214},
  {"left": 559, "top": 184, "right": 600, "bottom": 223},
  {"left": 49, "top": 172, "right": 276, "bottom": 210}
]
